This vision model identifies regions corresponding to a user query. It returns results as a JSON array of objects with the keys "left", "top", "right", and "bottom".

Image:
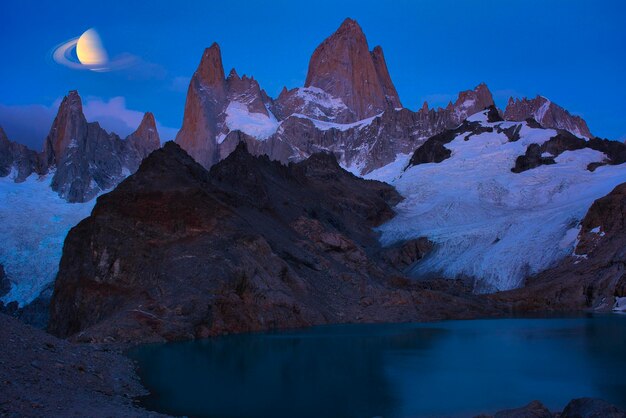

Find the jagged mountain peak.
[
  {"left": 196, "top": 43, "right": 226, "bottom": 89},
  {"left": 447, "top": 83, "right": 495, "bottom": 122},
  {"left": 304, "top": 18, "right": 401, "bottom": 120},
  {"left": 43, "top": 90, "right": 88, "bottom": 166},
  {"left": 138, "top": 111, "right": 156, "bottom": 129},
  {"left": 335, "top": 17, "right": 365, "bottom": 36},
  {"left": 504, "top": 95, "right": 592, "bottom": 138},
  {"left": 227, "top": 68, "right": 240, "bottom": 80},
  {"left": 370, "top": 44, "right": 402, "bottom": 109},
  {"left": 126, "top": 112, "right": 160, "bottom": 158},
  {"left": 64, "top": 90, "right": 83, "bottom": 109}
]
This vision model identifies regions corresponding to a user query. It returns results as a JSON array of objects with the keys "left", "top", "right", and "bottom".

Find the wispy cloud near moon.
[
  {"left": 52, "top": 29, "right": 136, "bottom": 72},
  {"left": 0, "top": 97, "right": 179, "bottom": 148}
]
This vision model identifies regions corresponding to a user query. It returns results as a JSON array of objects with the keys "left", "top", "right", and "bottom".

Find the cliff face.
[
  {"left": 304, "top": 18, "right": 402, "bottom": 120},
  {"left": 48, "top": 142, "right": 499, "bottom": 343},
  {"left": 39, "top": 91, "right": 161, "bottom": 202},
  {"left": 174, "top": 43, "right": 227, "bottom": 168}
]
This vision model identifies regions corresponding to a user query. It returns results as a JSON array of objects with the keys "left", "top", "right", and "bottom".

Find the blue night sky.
[{"left": 1, "top": 0, "right": 625, "bottom": 150}]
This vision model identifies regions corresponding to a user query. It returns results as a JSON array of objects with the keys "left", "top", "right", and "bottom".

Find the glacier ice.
[
  {"left": 0, "top": 172, "right": 95, "bottom": 306},
  {"left": 367, "top": 111, "right": 626, "bottom": 292}
]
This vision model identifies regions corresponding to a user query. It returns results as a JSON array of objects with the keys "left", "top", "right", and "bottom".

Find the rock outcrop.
[
  {"left": 406, "top": 118, "right": 494, "bottom": 168},
  {"left": 492, "top": 182, "right": 626, "bottom": 312},
  {"left": 43, "top": 91, "right": 160, "bottom": 202},
  {"left": 504, "top": 96, "right": 592, "bottom": 138},
  {"left": 175, "top": 43, "right": 276, "bottom": 169},
  {"left": 304, "top": 18, "right": 401, "bottom": 120},
  {"left": 0, "top": 126, "right": 45, "bottom": 182},
  {"left": 511, "top": 130, "right": 626, "bottom": 173},
  {"left": 48, "top": 142, "right": 500, "bottom": 343}
]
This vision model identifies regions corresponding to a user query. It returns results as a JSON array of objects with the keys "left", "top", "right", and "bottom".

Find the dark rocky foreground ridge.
[
  {"left": 48, "top": 141, "right": 503, "bottom": 343},
  {"left": 48, "top": 139, "right": 626, "bottom": 343}
]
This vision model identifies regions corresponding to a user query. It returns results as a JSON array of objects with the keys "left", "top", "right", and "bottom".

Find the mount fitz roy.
[
  {"left": 1, "top": 17, "right": 626, "bottom": 311},
  {"left": 174, "top": 18, "right": 594, "bottom": 175}
]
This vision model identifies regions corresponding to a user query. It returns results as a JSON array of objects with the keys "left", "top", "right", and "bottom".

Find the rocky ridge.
[
  {"left": 48, "top": 141, "right": 501, "bottom": 343},
  {"left": 0, "top": 91, "right": 161, "bottom": 203},
  {"left": 44, "top": 91, "right": 161, "bottom": 202},
  {"left": 175, "top": 19, "right": 500, "bottom": 174},
  {"left": 504, "top": 95, "right": 592, "bottom": 138},
  {"left": 0, "top": 126, "right": 46, "bottom": 182},
  {"left": 174, "top": 18, "right": 598, "bottom": 176}
]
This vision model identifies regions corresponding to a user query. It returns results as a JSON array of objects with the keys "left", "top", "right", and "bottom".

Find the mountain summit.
[
  {"left": 504, "top": 95, "right": 592, "bottom": 138},
  {"left": 305, "top": 18, "right": 402, "bottom": 120}
]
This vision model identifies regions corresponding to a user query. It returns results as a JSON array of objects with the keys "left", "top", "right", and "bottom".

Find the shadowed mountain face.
[
  {"left": 48, "top": 142, "right": 500, "bottom": 343},
  {"left": 0, "top": 127, "right": 46, "bottom": 182}
]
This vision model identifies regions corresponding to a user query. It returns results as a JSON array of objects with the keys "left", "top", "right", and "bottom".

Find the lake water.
[{"left": 128, "top": 316, "right": 626, "bottom": 417}]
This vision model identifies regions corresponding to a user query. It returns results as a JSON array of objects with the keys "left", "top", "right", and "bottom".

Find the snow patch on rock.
[
  {"left": 296, "top": 87, "right": 349, "bottom": 112},
  {"left": 224, "top": 101, "right": 279, "bottom": 140},
  {"left": 292, "top": 112, "right": 380, "bottom": 132}
]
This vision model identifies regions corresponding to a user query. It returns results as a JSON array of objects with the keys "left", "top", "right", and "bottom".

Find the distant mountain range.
[{"left": 1, "top": 18, "right": 625, "bottom": 313}]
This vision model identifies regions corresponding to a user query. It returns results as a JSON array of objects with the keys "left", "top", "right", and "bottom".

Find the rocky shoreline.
[{"left": 0, "top": 313, "right": 165, "bottom": 417}]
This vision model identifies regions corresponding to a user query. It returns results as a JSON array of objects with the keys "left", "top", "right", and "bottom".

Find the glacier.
[
  {"left": 0, "top": 171, "right": 95, "bottom": 306},
  {"left": 367, "top": 110, "right": 626, "bottom": 292}
]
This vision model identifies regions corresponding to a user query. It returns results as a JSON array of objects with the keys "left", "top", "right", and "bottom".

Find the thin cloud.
[
  {"left": 170, "top": 76, "right": 191, "bottom": 93},
  {"left": 83, "top": 96, "right": 178, "bottom": 141},
  {"left": 0, "top": 96, "right": 178, "bottom": 149}
]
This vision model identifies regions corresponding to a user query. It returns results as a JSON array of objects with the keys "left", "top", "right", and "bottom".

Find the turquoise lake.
[{"left": 128, "top": 315, "right": 626, "bottom": 417}]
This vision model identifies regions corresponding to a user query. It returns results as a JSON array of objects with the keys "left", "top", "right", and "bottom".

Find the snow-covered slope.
[
  {"left": 0, "top": 171, "right": 95, "bottom": 305},
  {"left": 367, "top": 110, "right": 626, "bottom": 292}
]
